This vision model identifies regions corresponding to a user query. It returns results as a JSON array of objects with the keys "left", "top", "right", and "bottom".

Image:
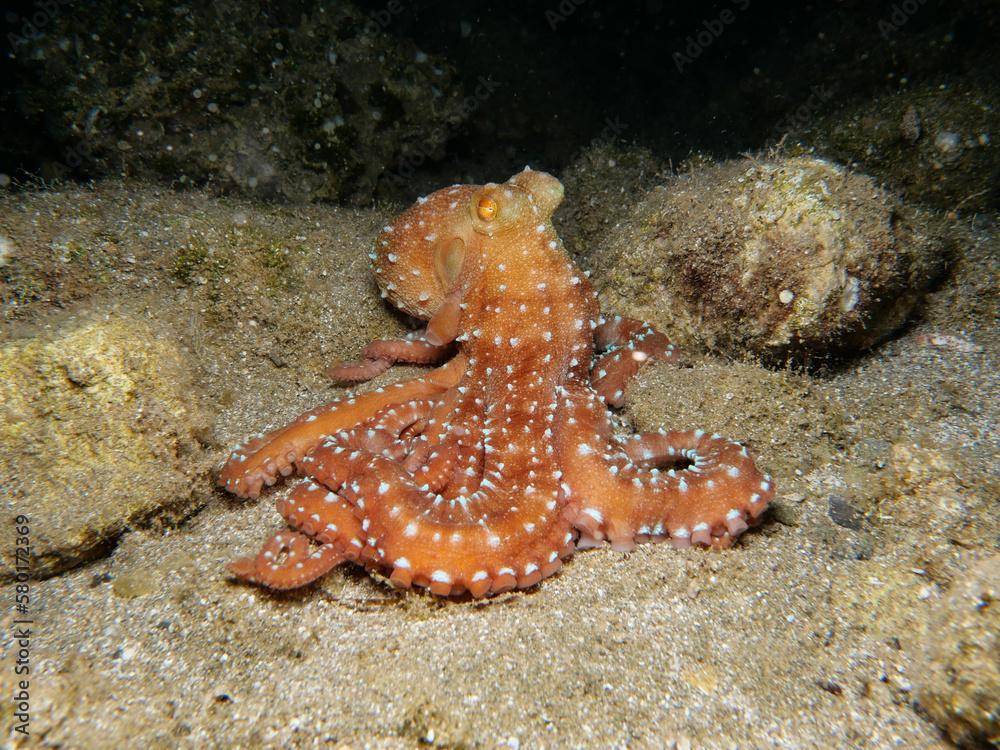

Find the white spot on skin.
[
  {"left": 431, "top": 570, "right": 452, "bottom": 584},
  {"left": 404, "top": 522, "right": 418, "bottom": 537},
  {"left": 395, "top": 557, "right": 411, "bottom": 569},
  {"left": 582, "top": 508, "right": 603, "bottom": 524}
]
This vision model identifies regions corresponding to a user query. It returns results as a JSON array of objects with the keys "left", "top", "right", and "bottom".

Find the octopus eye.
[{"left": 477, "top": 196, "right": 498, "bottom": 221}]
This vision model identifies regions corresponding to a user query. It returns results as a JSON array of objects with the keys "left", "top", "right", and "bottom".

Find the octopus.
[{"left": 218, "top": 168, "right": 774, "bottom": 597}]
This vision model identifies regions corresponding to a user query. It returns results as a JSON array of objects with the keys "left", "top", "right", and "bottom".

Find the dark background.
[{"left": 2, "top": 0, "right": 996, "bottom": 199}]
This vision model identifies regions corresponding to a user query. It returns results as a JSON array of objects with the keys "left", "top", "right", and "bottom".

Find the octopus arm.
[
  {"left": 556, "top": 384, "right": 773, "bottom": 551},
  {"left": 228, "top": 480, "right": 367, "bottom": 589},
  {"left": 423, "top": 290, "right": 464, "bottom": 346},
  {"left": 275, "top": 479, "right": 365, "bottom": 557},
  {"left": 228, "top": 530, "right": 345, "bottom": 590},
  {"left": 218, "top": 355, "right": 466, "bottom": 498},
  {"left": 302, "top": 428, "right": 573, "bottom": 597},
  {"left": 327, "top": 335, "right": 451, "bottom": 382},
  {"left": 591, "top": 317, "right": 679, "bottom": 408}
]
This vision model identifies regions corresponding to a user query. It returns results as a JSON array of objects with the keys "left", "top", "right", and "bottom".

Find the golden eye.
[{"left": 477, "top": 196, "right": 498, "bottom": 221}]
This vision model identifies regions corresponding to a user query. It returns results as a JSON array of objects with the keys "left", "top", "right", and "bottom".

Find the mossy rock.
[
  {"left": 589, "top": 156, "right": 948, "bottom": 364},
  {"left": 0, "top": 317, "right": 213, "bottom": 579}
]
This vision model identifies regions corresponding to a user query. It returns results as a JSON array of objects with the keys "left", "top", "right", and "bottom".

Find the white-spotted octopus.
[{"left": 219, "top": 168, "right": 774, "bottom": 597}]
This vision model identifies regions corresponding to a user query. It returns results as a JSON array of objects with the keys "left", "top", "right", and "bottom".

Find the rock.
[
  {"left": 0, "top": 317, "right": 212, "bottom": 579},
  {"left": 589, "top": 156, "right": 947, "bottom": 363},
  {"left": 793, "top": 81, "right": 1000, "bottom": 213},
  {"left": 827, "top": 494, "right": 863, "bottom": 530},
  {"left": 10, "top": 1, "right": 465, "bottom": 203},
  {"left": 914, "top": 555, "right": 1000, "bottom": 747}
]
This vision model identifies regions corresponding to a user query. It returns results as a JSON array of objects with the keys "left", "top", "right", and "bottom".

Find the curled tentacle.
[
  {"left": 302, "top": 392, "right": 575, "bottom": 598},
  {"left": 556, "top": 383, "right": 773, "bottom": 552},
  {"left": 228, "top": 531, "right": 345, "bottom": 590}
]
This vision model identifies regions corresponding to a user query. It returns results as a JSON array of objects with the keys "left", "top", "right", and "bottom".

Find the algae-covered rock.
[
  {"left": 914, "top": 555, "right": 1000, "bottom": 748},
  {"left": 0, "top": 317, "right": 212, "bottom": 578},
  {"left": 793, "top": 81, "right": 1000, "bottom": 213},
  {"left": 10, "top": 1, "right": 465, "bottom": 203},
  {"left": 590, "top": 156, "right": 946, "bottom": 363}
]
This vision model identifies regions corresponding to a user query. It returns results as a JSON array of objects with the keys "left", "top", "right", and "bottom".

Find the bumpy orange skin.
[{"left": 219, "top": 169, "right": 774, "bottom": 596}]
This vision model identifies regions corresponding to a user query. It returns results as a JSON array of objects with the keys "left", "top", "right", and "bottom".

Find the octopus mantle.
[{"left": 219, "top": 168, "right": 774, "bottom": 597}]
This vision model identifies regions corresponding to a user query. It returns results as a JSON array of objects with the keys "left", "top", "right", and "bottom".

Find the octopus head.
[
  {"left": 468, "top": 167, "right": 564, "bottom": 241},
  {"left": 372, "top": 168, "right": 564, "bottom": 319}
]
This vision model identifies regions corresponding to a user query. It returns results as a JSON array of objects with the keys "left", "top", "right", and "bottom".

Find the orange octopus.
[{"left": 219, "top": 168, "right": 774, "bottom": 597}]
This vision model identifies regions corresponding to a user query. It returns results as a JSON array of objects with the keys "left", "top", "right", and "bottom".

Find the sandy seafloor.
[{"left": 0, "top": 178, "right": 997, "bottom": 750}]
